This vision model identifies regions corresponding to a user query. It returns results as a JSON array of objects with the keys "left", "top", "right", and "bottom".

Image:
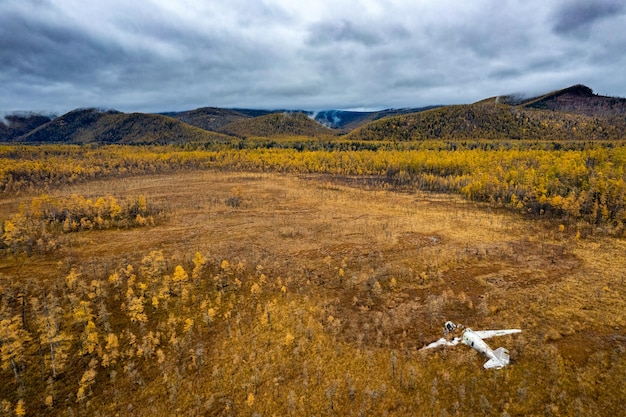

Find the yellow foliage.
[
  {"left": 108, "top": 272, "right": 121, "bottom": 287},
  {"left": 1, "top": 400, "right": 10, "bottom": 414},
  {"left": 14, "top": 399, "right": 25, "bottom": 416},
  {"left": 172, "top": 265, "right": 188, "bottom": 283},
  {"left": 192, "top": 251, "right": 206, "bottom": 280},
  {"left": 250, "top": 283, "right": 262, "bottom": 296},
  {"left": 66, "top": 268, "right": 80, "bottom": 290},
  {"left": 183, "top": 318, "right": 194, "bottom": 333},
  {"left": 2, "top": 220, "right": 17, "bottom": 245},
  {"left": 285, "top": 332, "right": 295, "bottom": 347}
]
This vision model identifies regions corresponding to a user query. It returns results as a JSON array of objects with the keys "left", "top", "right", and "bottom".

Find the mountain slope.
[
  {"left": 163, "top": 107, "right": 275, "bottom": 131},
  {"left": 217, "top": 112, "right": 337, "bottom": 138},
  {"left": 347, "top": 101, "right": 626, "bottom": 141},
  {"left": 481, "top": 84, "right": 626, "bottom": 118},
  {"left": 519, "top": 84, "right": 626, "bottom": 118},
  {"left": 4, "top": 84, "right": 625, "bottom": 144},
  {"left": 15, "top": 108, "right": 231, "bottom": 144},
  {"left": 0, "top": 113, "right": 55, "bottom": 142},
  {"left": 165, "top": 106, "right": 440, "bottom": 133}
]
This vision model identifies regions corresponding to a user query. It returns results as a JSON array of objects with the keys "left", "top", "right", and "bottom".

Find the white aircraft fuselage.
[{"left": 462, "top": 328, "right": 512, "bottom": 369}]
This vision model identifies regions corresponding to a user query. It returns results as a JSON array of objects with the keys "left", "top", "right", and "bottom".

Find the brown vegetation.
[
  {"left": 2, "top": 144, "right": 625, "bottom": 234},
  {"left": 1, "top": 169, "right": 625, "bottom": 416}
]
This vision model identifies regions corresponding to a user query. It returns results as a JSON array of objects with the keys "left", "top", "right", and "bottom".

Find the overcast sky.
[{"left": 1, "top": 0, "right": 625, "bottom": 114}]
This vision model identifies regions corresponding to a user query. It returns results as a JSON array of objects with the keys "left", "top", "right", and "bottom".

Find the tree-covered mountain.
[
  {"left": 2, "top": 84, "right": 625, "bottom": 144},
  {"left": 0, "top": 112, "right": 55, "bottom": 142},
  {"left": 216, "top": 111, "right": 338, "bottom": 138},
  {"left": 347, "top": 85, "right": 626, "bottom": 142},
  {"left": 165, "top": 107, "right": 441, "bottom": 133},
  {"left": 12, "top": 108, "right": 231, "bottom": 144},
  {"left": 163, "top": 107, "right": 276, "bottom": 131},
  {"left": 514, "top": 84, "right": 626, "bottom": 118}
]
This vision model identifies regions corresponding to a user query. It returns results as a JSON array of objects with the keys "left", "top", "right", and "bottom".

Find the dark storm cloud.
[
  {"left": 1, "top": 0, "right": 625, "bottom": 113},
  {"left": 552, "top": 0, "right": 625, "bottom": 37},
  {"left": 0, "top": 10, "right": 117, "bottom": 82}
]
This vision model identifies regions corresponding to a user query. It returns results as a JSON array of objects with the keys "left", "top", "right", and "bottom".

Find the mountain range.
[
  {"left": 1, "top": 84, "right": 625, "bottom": 144},
  {"left": 348, "top": 85, "right": 626, "bottom": 142}
]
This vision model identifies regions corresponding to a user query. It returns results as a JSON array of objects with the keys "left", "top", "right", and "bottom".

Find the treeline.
[
  {"left": 1, "top": 143, "right": 625, "bottom": 233},
  {"left": 2, "top": 194, "right": 161, "bottom": 255}
]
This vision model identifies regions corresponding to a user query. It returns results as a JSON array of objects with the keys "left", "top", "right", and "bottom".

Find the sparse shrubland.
[
  {"left": 0, "top": 143, "right": 625, "bottom": 415},
  {"left": 2, "top": 143, "right": 625, "bottom": 234}
]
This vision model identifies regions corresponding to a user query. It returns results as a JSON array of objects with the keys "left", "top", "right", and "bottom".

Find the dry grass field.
[{"left": 1, "top": 170, "right": 625, "bottom": 416}]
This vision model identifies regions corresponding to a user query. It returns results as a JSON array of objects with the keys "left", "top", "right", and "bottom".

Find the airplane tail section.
[{"left": 483, "top": 347, "right": 510, "bottom": 369}]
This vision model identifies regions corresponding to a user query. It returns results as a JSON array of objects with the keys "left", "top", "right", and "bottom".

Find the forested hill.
[
  {"left": 3, "top": 84, "right": 625, "bottom": 144},
  {"left": 163, "top": 107, "right": 275, "bottom": 132},
  {"left": 0, "top": 113, "right": 55, "bottom": 142},
  {"left": 13, "top": 108, "right": 231, "bottom": 144},
  {"left": 518, "top": 84, "right": 626, "bottom": 118},
  {"left": 216, "top": 112, "right": 338, "bottom": 138},
  {"left": 164, "top": 107, "right": 441, "bottom": 133},
  {"left": 347, "top": 101, "right": 626, "bottom": 142}
]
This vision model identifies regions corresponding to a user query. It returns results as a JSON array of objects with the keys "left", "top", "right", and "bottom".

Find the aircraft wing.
[
  {"left": 472, "top": 329, "right": 521, "bottom": 339},
  {"left": 421, "top": 337, "right": 461, "bottom": 350}
]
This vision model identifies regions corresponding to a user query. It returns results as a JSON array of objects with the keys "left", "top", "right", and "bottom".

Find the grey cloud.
[
  {"left": 424, "top": 2, "right": 541, "bottom": 61},
  {"left": 0, "top": 8, "right": 176, "bottom": 99},
  {"left": 0, "top": 14, "right": 116, "bottom": 82},
  {"left": 552, "top": 0, "right": 625, "bottom": 37},
  {"left": 306, "top": 19, "right": 410, "bottom": 48},
  {"left": 488, "top": 67, "right": 524, "bottom": 81},
  {"left": 1, "top": 0, "right": 625, "bottom": 113},
  {"left": 307, "top": 19, "right": 381, "bottom": 47}
]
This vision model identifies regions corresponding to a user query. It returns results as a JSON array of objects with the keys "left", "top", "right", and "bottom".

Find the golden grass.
[{"left": 1, "top": 170, "right": 625, "bottom": 416}]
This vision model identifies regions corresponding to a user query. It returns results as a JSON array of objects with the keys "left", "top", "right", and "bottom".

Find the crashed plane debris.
[{"left": 421, "top": 321, "right": 522, "bottom": 369}]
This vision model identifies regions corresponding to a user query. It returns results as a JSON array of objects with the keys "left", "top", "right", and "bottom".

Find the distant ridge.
[
  {"left": 312, "top": 106, "right": 442, "bottom": 130},
  {"left": 164, "top": 107, "right": 275, "bottom": 131},
  {"left": 2, "top": 84, "right": 624, "bottom": 144},
  {"left": 347, "top": 100, "right": 626, "bottom": 142},
  {"left": 165, "top": 106, "right": 442, "bottom": 133},
  {"left": 520, "top": 84, "right": 626, "bottom": 118},
  {"left": 13, "top": 108, "right": 231, "bottom": 144},
  {"left": 484, "top": 84, "right": 626, "bottom": 118},
  {"left": 216, "top": 112, "right": 337, "bottom": 138},
  {"left": 0, "top": 112, "right": 55, "bottom": 142},
  {"left": 346, "top": 84, "right": 626, "bottom": 142}
]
